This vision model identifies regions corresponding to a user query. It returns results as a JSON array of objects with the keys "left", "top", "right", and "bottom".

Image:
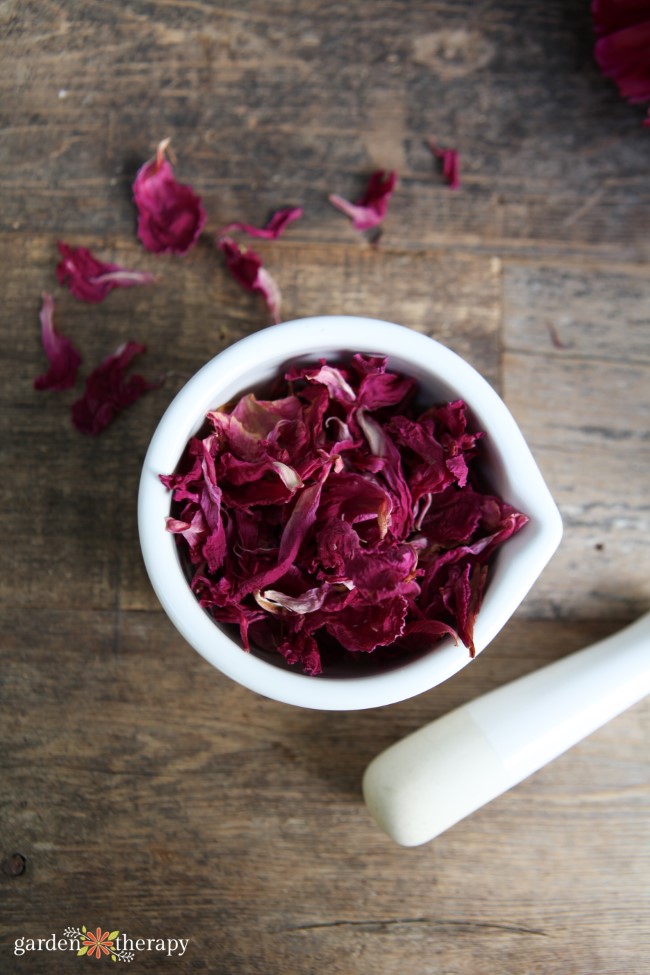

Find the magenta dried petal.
[
  {"left": 220, "top": 206, "right": 303, "bottom": 240},
  {"left": 34, "top": 292, "right": 82, "bottom": 391},
  {"left": 159, "top": 440, "right": 204, "bottom": 502},
  {"left": 277, "top": 631, "right": 323, "bottom": 675},
  {"left": 398, "top": 618, "right": 459, "bottom": 652},
  {"left": 217, "top": 237, "right": 281, "bottom": 324},
  {"left": 317, "top": 519, "right": 417, "bottom": 601},
  {"left": 204, "top": 601, "right": 267, "bottom": 652},
  {"left": 592, "top": 1, "right": 650, "bottom": 113},
  {"left": 285, "top": 360, "right": 357, "bottom": 403},
  {"left": 318, "top": 471, "right": 392, "bottom": 536},
  {"left": 442, "top": 561, "right": 487, "bottom": 657},
  {"left": 71, "top": 340, "right": 162, "bottom": 435},
  {"left": 133, "top": 138, "right": 206, "bottom": 255},
  {"left": 56, "top": 242, "right": 156, "bottom": 303},
  {"left": 354, "top": 358, "right": 417, "bottom": 412},
  {"left": 216, "top": 454, "right": 302, "bottom": 508},
  {"left": 325, "top": 592, "right": 409, "bottom": 653},
  {"left": 386, "top": 415, "right": 452, "bottom": 499},
  {"left": 230, "top": 460, "right": 333, "bottom": 599},
  {"left": 354, "top": 408, "right": 414, "bottom": 539},
  {"left": 428, "top": 139, "right": 461, "bottom": 190},
  {"left": 329, "top": 170, "right": 398, "bottom": 231}
]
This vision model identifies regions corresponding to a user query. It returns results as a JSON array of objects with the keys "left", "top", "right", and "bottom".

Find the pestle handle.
[{"left": 362, "top": 613, "right": 650, "bottom": 846}]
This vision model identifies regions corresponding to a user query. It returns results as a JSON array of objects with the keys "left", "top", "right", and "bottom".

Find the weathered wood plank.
[
  {"left": 1, "top": 1, "right": 649, "bottom": 261},
  {"left": 1, "top": 612, "right": 648, "bottom": 974},
  {"left": 503, "top": 262, "right": 650, "bottom": 619}
]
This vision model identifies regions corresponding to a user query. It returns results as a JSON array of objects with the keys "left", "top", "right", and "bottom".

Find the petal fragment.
[
  {"left": 34, "top": 292, "right": 82, "bottom": 391},
  {"left": 329, "top": 170, "right": 398, "bottom": 230}
]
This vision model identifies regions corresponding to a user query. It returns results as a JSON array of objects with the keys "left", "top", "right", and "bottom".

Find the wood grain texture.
[
  {"left": 503, "top": 261, "right": 650, "bottom": 619},
  {"left": 1, "top": 1, "right": 649, "bottom": 973},
  {"left": 1, "top": 1, "right": 650, "bottom": 259}
]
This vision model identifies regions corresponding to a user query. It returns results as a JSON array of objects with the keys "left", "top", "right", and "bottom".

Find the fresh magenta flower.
[
  {"left": 217, "top": 236, "right": 281, "bottom": 324},
  {"left": 34, "top": 292, "right": 82, "bottom": 391},
  {"left": 428, "top": 139, "right": 460, "bottom": 190},
  {"left": 220, "top": 206, "right": 303, "bottom": 240},
  {"left": 329, "top": 170, "right": 398, "bottom": 230},
  {"left": 133, "top": 138, "right": 206, "bottom": 255},
  {"left": 56, "top": 241, "right": 157, "bottom": 303},
  {"left": 592, "top": 0, "right": 650, "bottom": 123},
  {"left": 71, "top": 341, "right": 162, "bottom": 435},
  {"left": 161, "top": 355, "right": 528, "bottom": 675}
]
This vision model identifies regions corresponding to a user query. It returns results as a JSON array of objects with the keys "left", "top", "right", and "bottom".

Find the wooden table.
[{"left": 1, "top": 2, "right": 649, "bottom": 972}]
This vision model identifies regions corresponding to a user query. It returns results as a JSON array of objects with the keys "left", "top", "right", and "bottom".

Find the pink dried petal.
[
  {"left": 220, "top": 206, "right": 303, "bottom": 240},
  {"left": 34, "top": 292, "right": 82, "bottom": 391},
  {"left": 217, "top": 236, "right": 281, "bottom": 324},
  {"left": 427, "top": 139, "right": 460, "bottom": 190},
  {"left": 255, "top": 585, "right": 331, "bottom": 615},
  {"left": 329, "top": 170, "right": 398, "bottom": 230},
  {"left": 71, "top": 341, "right": 162, "bottom": 435},
  {"left": 286, "top": 360, "right": 357, "bottom": 402},
  {"left": 133, "top": 138, "right": 206, "bottom": 255},
  {"left": 56, "top": 242, "right": 156, "bottom": 303},
  {"left": 166, "top": 510, "right": 207, "bottom": 561}
]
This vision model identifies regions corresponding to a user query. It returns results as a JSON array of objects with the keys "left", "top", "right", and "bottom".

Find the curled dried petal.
[
  {"left": 56, "top": 242, "right": 156, "bottom": 303},
  {"left": 71, "top": 341, "right": 162, "bottom": 435},
  {"left": 220, "top": 206, "right": 303, "bottom": 239},
  {"left": 427, "top": 139, "right": 461, "bottom": 190},
  {"left": 133, "top": 138, "right": 206, "bottom": 255},
  {"left": 329, "top": 170, "right": 398, "bottom": 231},
  {"left": 34, "top": 292, "right": 82, "bottom": 391},
  {"left": 217, "top": 236, "right": 281, "bottom": 324}
]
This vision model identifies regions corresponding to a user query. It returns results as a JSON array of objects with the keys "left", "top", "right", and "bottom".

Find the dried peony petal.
[
  {"left": 71, "top": 341, "right": 162, "bottom": 435},
  {"left": 162, "top": 355, "right": 528, "bottom": 673},
  {"left": 56, "top": 242, "right": 156, "bottom": 303},
  {"left": 34, "top": 292, "right": 82, "bottom": 391},
  {"left": 220, "top": 206, "right": 303, "bottom": 239},
  {"left": 329, "top": 170, "right": 398, "bottom": 230},
  {"left": 133, "top": 138, "right": 206, "bottom": 255},
  {"left": 592, "top": 0, "right": 650, "bottom": 118},
  {"left": 427, "top": 139, "right": 460, "bottom": 190},
  {"left": 217, "top": 236, "right": 281, "bottom": 323}
]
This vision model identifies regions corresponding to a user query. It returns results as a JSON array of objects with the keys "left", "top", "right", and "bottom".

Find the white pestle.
[{"left": 362, "top": 612, "right": 650, "bottom": 846}]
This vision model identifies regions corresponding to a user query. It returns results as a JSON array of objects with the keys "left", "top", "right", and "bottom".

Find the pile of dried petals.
[{"left": 161, "top": 355, "right": 527, "bottom": 675}]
